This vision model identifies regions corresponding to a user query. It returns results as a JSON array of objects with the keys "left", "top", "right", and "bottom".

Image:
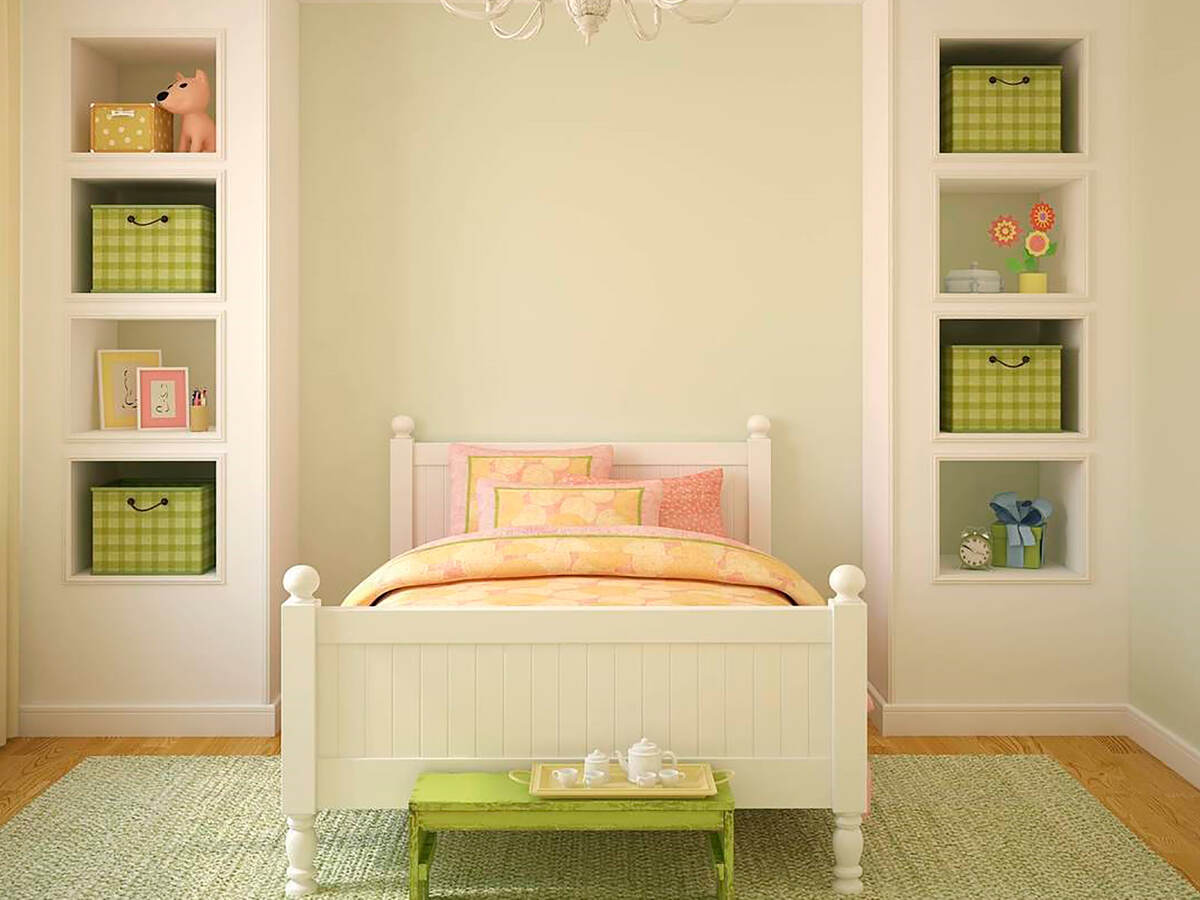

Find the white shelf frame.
[
  {"left": 66, "top": 168, "right": 226, "bottom": 301},
  {"left": 933, "top": 170, "right": 1090, "bottom": 300},
  {"left": 62, "top": 451, "right": 227, "bottom": 585},
  {"left": 931, "top": 310, "right": 1090, "bottom": 442},
  {"left": 65, "top": 28, "right": 227, "bottom": 161},
  {"left": 930, "top": 451, "right": 1091, "bottom": 585},
  {"left": 932, "top": 32, "right": 1090, "bottom": 160},
  {"left": 63, "top": 308, "right": 225, "bottom": 442}
]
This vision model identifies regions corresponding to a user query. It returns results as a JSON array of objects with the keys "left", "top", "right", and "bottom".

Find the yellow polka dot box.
[{"left": 89, "top": 102, "right": 173, "bottom": 153}]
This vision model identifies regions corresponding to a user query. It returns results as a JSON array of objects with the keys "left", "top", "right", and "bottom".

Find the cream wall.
[
  {"left": 1, "top": 0, "right": 17, "bottom": 743},
  {"left": 299, "top": 3, "right": 863, "bottom": 602},
  {"left": 1130, "top": 0, "right": 1200, "bottom": 749}
]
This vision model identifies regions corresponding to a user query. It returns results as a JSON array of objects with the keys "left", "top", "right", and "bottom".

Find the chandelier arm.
[
  {"left": 490, "top": 0, "right": 545, "bottom": 39},
  {"left": 668, "top": 0, "right": 740, "bottom": 24},
  {"left": 619, "top": 0, "right": 662, "bottom": 41},
  {"left": 439, "top": 0, "right": 517, "bottom": 23}
]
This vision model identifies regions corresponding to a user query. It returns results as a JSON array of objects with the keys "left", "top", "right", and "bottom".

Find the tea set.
[{"left": 552, "top": 737, "right": 686, "bottom": 790}]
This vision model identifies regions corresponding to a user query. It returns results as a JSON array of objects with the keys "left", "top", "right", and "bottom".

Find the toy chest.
[
  {"left": 89, "top": 103, "right": 174, "bottom": 153},
  {"left": 941, "top": 345, "right": 1062, "bottom": 432},
  {"left": 941, "top": 65, "right": 1062, "bottom": 152},
  {"left": 91, "top": 204, "right": 216, "bottom": 293},
  {"left": 90, "top": 480, "right": 216, "bottom": 575}
]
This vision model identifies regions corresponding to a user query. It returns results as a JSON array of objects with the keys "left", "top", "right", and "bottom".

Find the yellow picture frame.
[{"left": 96, "top": 349, "right": 162, "bottom": 430}]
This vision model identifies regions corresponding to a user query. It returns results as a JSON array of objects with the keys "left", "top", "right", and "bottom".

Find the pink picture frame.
[{"left": 135, "top": 367, "right": 190, "bottom": 430}]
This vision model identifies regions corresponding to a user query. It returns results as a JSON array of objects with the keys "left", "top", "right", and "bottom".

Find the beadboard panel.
[{"left": 315, "top": 641, "right": 832, "bottom": 760}]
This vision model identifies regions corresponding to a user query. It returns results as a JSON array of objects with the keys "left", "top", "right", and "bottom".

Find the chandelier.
[{"left": 439, "top": 0, "right": 740, "bottom": 44}]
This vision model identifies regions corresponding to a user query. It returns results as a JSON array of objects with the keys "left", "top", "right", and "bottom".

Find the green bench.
[{"left": 408, "top": 771, "right": 736, "bottom": 899}]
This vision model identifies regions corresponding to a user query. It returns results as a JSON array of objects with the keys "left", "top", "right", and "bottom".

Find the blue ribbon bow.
[{"left": 989, "top": 491, "right": 1054, "bottom": 567}]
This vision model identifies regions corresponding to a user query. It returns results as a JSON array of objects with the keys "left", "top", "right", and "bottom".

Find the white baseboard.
[
  {"left": 870, "top": 692, "right": 1200, "bottom": 790},
  {"left": 1125, "top": 705, "right": 1200, "bottom": 790},
  {"left": 19, "top": 701, "right": 280, "bottom": 738}
]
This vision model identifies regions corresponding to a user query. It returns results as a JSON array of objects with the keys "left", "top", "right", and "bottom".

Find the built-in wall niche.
[
  {"left": 937, "top": 316, "right": 1086, "bottom": 437},
  {"left": 70, "top": 177, "right": 220, "bottom": 297},
  {"left": 68, "top": 316, "right": 221, "bottom": 439},
  {"left": 68, "top": 457, "right": 221, "bottom": 582},
  {"left": 935, "top": 456, "right": 1087, "bottom": 583},
  {"left": 938, "top": 175, "right": 1086, "bottom": 298},
  {"left": 938, "top": 37, "right": 1087, "bottom": 156},
  {"left": 70, "top": 35, "right": 220, "bottom": 155}
]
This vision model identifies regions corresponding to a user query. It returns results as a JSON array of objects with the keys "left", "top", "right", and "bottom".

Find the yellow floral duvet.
[{"left": 342, "top": 526, "right": 824, "bottom": 608}]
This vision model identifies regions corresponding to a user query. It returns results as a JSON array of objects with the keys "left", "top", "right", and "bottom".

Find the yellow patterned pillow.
[
  {"left": 448, "top": 444, "right": 614, "bottom": 533},
  {"left": 474, "top": 478, "right": 663, "bottom": 530}
]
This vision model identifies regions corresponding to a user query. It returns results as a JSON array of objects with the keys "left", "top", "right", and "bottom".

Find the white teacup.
[
  {"left": 552, "top": 767, "right": 580, "bottom": 788},
  {"left": 584, "top": 769, "right": 609, "bottom": 787},
  {"left": 633, "top": 772, "right": 659, "bottom": 788},
  {"left": 658, "top": 767, "right": 685, "bottom": 787}
]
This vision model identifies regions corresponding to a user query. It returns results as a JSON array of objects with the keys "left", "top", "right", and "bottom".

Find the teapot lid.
[
  {"left": 586, "top": 748, "right": 608, "bottom": 761},
  {"left": 630, "top": 737, "right": 659, "bottom": 754}
]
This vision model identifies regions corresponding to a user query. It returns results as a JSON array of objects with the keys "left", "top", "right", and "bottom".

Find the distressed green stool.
[{"left": 407, "top": 772, "right": 736, "bottom": 899}]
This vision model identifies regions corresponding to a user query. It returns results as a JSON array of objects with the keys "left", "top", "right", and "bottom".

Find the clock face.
[{"left": 959, "top": 534, "right": 992, "bottom": 569}]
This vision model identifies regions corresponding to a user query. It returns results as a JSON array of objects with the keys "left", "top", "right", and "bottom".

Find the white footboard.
[{"left": 281, "top": 565, "right": 867, "bottom": 896}]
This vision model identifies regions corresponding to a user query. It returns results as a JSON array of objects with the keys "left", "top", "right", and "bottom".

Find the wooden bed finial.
[
  {"left": 283, "top": 565, "right": 320, "bottom": 604},
  {"left": 746, "top": 414, "right": 771, "bottom": 440},
  {"left": 829, "top": 564, "right": 866, "bottom": 604},
  {"left": 391, "top": 415, "right": 415, "bottom": 438}
]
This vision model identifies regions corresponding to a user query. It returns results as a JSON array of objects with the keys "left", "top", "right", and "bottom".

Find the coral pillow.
[
  {"left": 475, "top": 478, "right": 662, "bottom": 530},
  {"left": 567, "top": 468, "right": 726, "bottom": 537},
  {"left": 448, "top": 444, "right": 614, "bottom": 534}
]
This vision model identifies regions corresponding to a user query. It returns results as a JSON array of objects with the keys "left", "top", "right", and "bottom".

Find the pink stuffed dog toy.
[{"left": 157, "top": 69, "right": 216, "bottom": 152}]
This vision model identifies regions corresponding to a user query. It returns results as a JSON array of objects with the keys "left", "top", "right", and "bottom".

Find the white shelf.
[
  {"left": 935, "top": 153, "right": 1089, "bottom": 166},
  {"left": 67, "top": 427, "right": 220, "bottom": 443},
  {"left": 935, "top": 555, "right": 1088, "bottom": 584},
  {"left": 68, "top": 568, "right": 222, "bottom": 585},
  {"left": 936, "top": 292, "right": 1088, "bottom": 303}
]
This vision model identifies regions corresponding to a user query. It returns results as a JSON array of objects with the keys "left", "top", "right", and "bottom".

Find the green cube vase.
[
  {"left": 91, "top": 204, "right": 216, "bottom": 293},
  {"left": 91, "top": 480, "right": 216, "bottom": 575},
  {"left": 941, "top": 65, "right": 1062, "bottom": 153},
  {"left": 941, "top": 344, "right": 1062, "bottom": 433}
]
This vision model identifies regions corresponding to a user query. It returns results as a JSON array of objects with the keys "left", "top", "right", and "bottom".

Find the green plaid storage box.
[
  {"left": 941, "top": 65, "right": 1062, "bottom": 152},
  {"left": 91, "top": 204, "right": 216, "bottom": 293},
  {"left": 941, "top": 345, "right": 1062, "bottom": 432},
  {"left": 990, "top": 523, "right": 1046, "bottom": 569},
  {"left": 91, "top": 481, "right": 216, "bottom": 575}
]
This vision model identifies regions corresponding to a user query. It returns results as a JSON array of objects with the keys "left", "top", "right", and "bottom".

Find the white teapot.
[{"left": 615, "top": 737, "right": 677, "bottom": 783}]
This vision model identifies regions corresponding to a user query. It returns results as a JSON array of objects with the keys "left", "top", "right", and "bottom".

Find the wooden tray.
[{"left": 527, "top": 762, "right": 719, "bottom": 799}]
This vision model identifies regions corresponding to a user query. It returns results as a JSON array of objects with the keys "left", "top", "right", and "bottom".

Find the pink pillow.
[
  {"left": 475, "top": 478, "right": 662, "bottom": 530},
  {"left": 447, "top": 444, "right": 614, "bottom": 534},
  {"left": 566, "top": 468, "right": 726, "bottom": 538}
]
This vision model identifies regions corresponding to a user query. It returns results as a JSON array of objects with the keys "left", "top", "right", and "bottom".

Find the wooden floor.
[{"left": 0, "top": 728, "right": 1196, "bottom": 888}]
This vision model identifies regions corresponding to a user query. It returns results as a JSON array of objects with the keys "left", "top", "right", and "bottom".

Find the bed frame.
[{"left": 281, "top": 414, "right": 867, "bottom": 897}]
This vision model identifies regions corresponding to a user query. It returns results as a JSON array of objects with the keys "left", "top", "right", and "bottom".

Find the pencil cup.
[{"left": 189, "top": 406, "right": 209, "bottom": 433}]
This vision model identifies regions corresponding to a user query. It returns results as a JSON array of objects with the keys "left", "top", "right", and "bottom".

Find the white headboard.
[{"left": 389, "top": 414, "right": 772, "bottom": 556}]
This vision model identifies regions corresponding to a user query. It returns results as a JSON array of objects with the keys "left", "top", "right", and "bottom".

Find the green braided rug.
[{"left": 0, "top": 755, "right": 1195, "bottom": 899}]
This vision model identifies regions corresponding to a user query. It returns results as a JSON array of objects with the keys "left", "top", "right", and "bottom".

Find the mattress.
[{"left": 342, "top": 525, "right": 824, "bottom": 608}]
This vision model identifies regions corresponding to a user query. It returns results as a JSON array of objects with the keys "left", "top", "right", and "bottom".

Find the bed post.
[
  {"left": 390, "top": 415, "right": 415, "bottom": 557},
  {"left": 746, "top": 414, "right": 772, "bottom": 553},
  {"left": 281, "top": 565, "right": 321, "bottom": 898},
  {"left": 829, "top": 564, "right": 867, "bottom": 895}
]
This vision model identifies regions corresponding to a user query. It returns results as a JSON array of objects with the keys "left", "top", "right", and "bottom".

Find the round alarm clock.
[{"left": 958, "top": 528, "right": 993, "bottom": 570}]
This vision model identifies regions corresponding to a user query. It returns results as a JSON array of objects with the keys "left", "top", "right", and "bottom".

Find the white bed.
[{"left": 280, "top": 414, "right": 868, "bottom": 896}]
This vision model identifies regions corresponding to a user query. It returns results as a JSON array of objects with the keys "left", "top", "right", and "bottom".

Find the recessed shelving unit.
[
  {"left": 66, "top": 457, "right": 222, "bottom": 582},
  {"left": 937, "top": 36, "right": 1087, "bottom": 158},
  {"left": 70, "top": 35, "right": 221, "bottom": 157},
  {"left": 937, "top": 174, "right": 1086, "bottom": 298},
  {"left": 934, "top": 456, "right": 1088, "bottom": 583},
  {"left": 67, "top": 314, "right": 221, "bottom": 440},
  {"left": 69, "top": 176, "right": 221, "bottom": 298},
  {"left": 936, "top": 315, "right": 1086, "bottom": 438}
]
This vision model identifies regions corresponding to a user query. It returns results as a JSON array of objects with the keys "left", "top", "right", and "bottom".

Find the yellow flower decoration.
[{"left": 1025, "top": 230, "right": 1051, "bottom": 258}]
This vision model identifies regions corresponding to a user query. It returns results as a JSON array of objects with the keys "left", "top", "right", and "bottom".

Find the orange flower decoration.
[
  {"left": 988, "top": 215, "right": 1022, "bottom": 248},
  {"left": 1030, "top": 202, "right": 1055, "bottom": 232}
]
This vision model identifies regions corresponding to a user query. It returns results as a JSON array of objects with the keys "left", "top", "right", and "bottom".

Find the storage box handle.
[
  {"left": 988, "top": 354, "right": 1032, "bottom": 369},
  {"left": 127, "top": 497, "right": 169, "bottom": 513},
  {"left": 988, "top": 75, "right": 1031, "bottom": 86},
  {"left": 126, "top": 214, "right": 169, "bottom": 227}
]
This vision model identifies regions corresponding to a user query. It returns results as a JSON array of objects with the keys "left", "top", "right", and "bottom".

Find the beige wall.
[
  {"left": 1131, "top": 0, "right": 1200, "bottom": 748},
  {"left": 1, "top": 0, "right": 17, "bottom": 742},
  {"left": 299, "top": 3, "right": 863, "bottom": 602}
]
